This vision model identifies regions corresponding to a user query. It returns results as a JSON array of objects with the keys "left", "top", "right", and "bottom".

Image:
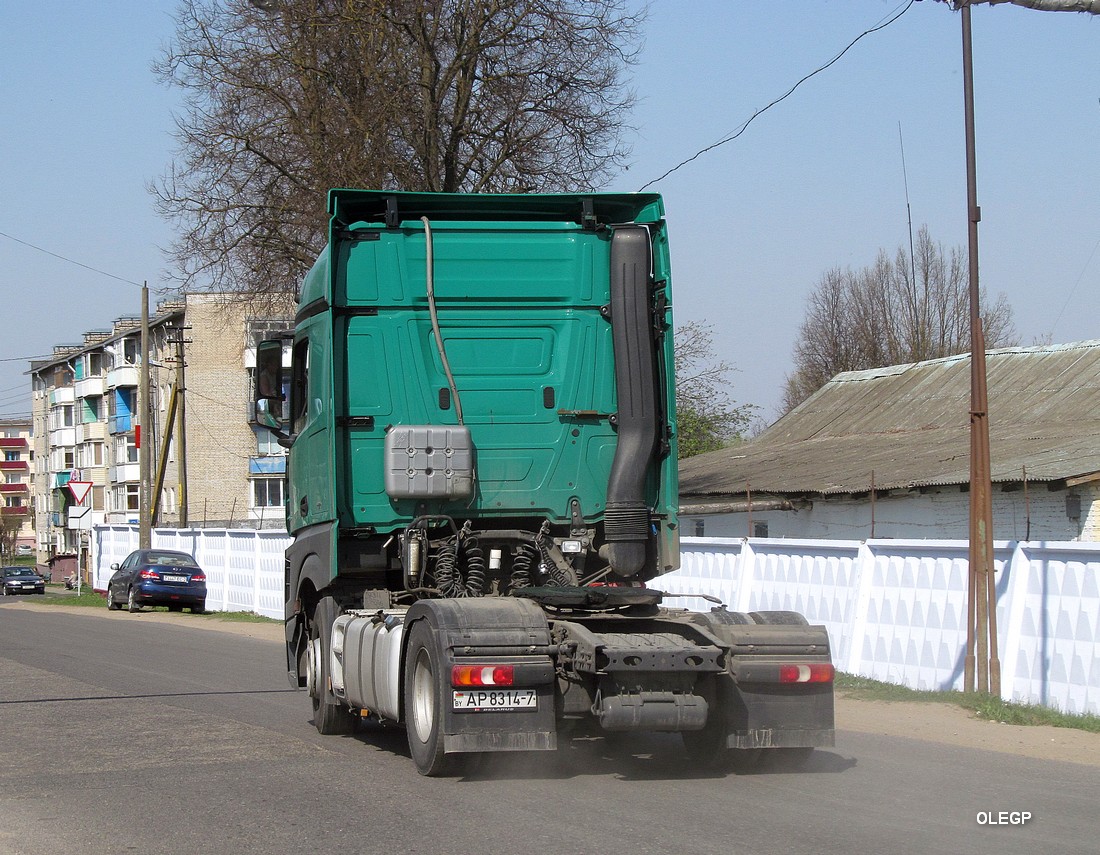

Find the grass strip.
[
  {"left": 30, "top": 586, "right": 277, "bottom": 625},
  {"left": 837, "top": 672, "right": 1100, "bottom": 733}
]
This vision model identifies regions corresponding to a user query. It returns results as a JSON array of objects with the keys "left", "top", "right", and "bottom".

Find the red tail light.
[
  {"left": 140, "top": 569, "right": 160, "bottom": 581},
  {"left": 451, "top": 665, "right": 515, "bottom": 687},
  {"left": 778, "top": 664, "right": 835, "bottom": 684},
  {"left": 192, "top": 572, "right": 206, "bottom": 582}
]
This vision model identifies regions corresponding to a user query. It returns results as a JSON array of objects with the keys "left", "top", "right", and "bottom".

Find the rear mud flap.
[
  {"left": 726, "top": 682, "right": 835, "bottom": 749},
  {"left": 407, "top": 598, "right": 558, "bottom": 755}
]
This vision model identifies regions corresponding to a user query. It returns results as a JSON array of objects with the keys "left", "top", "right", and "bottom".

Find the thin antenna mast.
[{"left": 898, "top": 122, "right": 917, "bottom": 288}]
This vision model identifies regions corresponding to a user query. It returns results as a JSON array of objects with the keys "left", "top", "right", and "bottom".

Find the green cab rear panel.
[{"left": 290, "top": 191, "right": 678, "bottom": 563}]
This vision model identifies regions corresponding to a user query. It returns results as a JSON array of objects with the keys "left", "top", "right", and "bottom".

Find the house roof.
[{"left": 679, "top": 340, "right": 1100, "bottom": 498}]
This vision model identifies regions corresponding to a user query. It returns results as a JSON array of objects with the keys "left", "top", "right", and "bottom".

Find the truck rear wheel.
[
  {"left": 309, "top": 596, "right": 357, "bottom": 736},
  {"left": 403, "top": 620, "right": 457, "bottom": 777}
]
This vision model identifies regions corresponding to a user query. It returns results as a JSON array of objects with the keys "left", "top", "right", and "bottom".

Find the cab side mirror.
[{"left": 254, "top": 339, "right": 287, "bottom": 431}]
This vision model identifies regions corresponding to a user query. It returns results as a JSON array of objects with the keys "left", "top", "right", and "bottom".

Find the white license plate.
[
  {"left": 163, "top": 575, "right": 189, "bottom": 583},
  {"left": 453, "top": 689, "right": 537, "bottom": 712}
]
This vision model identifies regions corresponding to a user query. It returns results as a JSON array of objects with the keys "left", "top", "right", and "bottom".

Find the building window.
[
  {"left": 753, "top": 521, "right": 769, "bottom": 538},
  {"left": 82, "top": 396, "right": 101, "bottom": 423},
  {"left": 693, "top": 519, "right": 705, "bottom": 537},
  {"left": 254, "top": 427, "right": 282, "bottom": 456},
  {"left": 114, "top": 435, "right": 138, "bottom": 465},
  {"left": 252, "top": 478, "right": 283, "bottom": 508},
  {"left": 4, "top": 451, "right": 17, "bottom": 462}
]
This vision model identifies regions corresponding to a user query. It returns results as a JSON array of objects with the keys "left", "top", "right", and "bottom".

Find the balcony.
[
  {"left": 49, "top": 428, "right": 77, "bottom": 448},
  {"left": 0, "top": 460, "right": 29, "bottom": 472},
  {"left": 75, "top": 375, "right": 106, "bottom": 398},
  {"left": 49, "top": 387, "right": 75, "bottom": 406},
  {"left": 109, "top": 463, "right": 140, "bottom": 483},
  {"left": 249, "top": 456, "right": 287, "bottom": 475},
  {"left": 0, "top": 483, "right": 29, "bottom": 495},
  {"left": 77, "top": 421, "right": 107, "bottom": 443},
  {"left": 106, "top": 365, "right": 139, "bottom": 389},
  {"left": 109, "top": 414, "right": 133, "bottom": 434},
  {"left": 0, "top": 437, "right": 28, "bottom": 450},
  {"left": 1, "top": 506, "right": 29, "bottom": 518}
]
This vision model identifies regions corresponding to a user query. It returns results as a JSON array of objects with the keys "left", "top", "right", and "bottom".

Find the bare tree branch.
[
  {"left": 782, "top": 227, "right": 1018, "bottom": 413},
  {"left": 153, "top": 0, "right": 643, "bottom": 298},
  {"left": 945, "top": 0, "right": 1100, "bottom": 12}
]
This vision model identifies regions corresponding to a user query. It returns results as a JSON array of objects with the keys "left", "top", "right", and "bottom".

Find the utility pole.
[
  {"left": 960, "top": 2, "right": 999, "bottom": 695},
  {"left": 175, "top": 325, "right": 189, "bottom": 527},
  {"left": 139, "top": 283, "right": 152, "bottom": 549}
]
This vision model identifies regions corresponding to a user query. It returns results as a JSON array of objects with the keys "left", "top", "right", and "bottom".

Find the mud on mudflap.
[{"left": 689, "top": 609, "right": 836, "bottom": 751}]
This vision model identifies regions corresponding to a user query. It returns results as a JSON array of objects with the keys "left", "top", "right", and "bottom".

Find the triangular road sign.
[{"left": 68, "top": 481, "right": 93, "bottom": 504}]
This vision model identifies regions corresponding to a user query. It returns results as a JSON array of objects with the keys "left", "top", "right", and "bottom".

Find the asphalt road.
[{"left": 1, "top": 600, "right": 1095, "bottom": 855}]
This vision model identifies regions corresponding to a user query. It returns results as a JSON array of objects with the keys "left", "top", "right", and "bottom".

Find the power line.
[
  {"left": 637, "top": 0, "right": 917, "bottom": 191},
  {"left": 0, "top": 228, "right": 143, "bottom": 288},
  {"left": 1049, "top": 230, "right": 1100, "bottom": 339}
]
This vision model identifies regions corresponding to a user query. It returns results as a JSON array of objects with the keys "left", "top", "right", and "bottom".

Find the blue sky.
[{"left": 2, "top": 1, "right": 1098, "bottom": 423}]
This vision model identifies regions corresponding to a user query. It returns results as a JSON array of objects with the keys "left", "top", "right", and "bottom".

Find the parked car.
[
  {"left": 106, "top": 550, "right": 207, "bottom": 614},
  {"left": 2, "top": 566, "right": 47, "bottom": 596},
  {"left": 16, "top": 545, "right": 34, "bottom": 556}
]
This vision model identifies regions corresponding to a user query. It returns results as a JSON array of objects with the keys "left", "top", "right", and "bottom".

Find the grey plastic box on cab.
[{"left": 384, "top": 425, "right": 475, "bottom": 499}]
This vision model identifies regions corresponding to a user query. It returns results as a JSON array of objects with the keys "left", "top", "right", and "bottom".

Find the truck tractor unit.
[{"left": 254, "top": 190, "right": 834, "bottom": 776}]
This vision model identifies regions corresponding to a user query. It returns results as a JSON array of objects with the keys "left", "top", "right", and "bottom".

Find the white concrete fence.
[
  {"left": 91, "top": 527, "right": 1100, "bottom": 716},
  {"left": 91, "top": 525, "right": 288, "bottom": 621}
]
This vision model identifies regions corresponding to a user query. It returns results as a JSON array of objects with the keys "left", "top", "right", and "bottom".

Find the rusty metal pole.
[
  {"left": 139, "top": 283, "right": 152, "bottom": 550},
  {"left": 961, "top": 3, "right": 999, "bottom": 695}
]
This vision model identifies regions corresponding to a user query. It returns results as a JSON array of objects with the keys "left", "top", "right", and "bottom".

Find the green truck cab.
[{"left": 256, "top": 190, "right": 833, "bottom": 776}]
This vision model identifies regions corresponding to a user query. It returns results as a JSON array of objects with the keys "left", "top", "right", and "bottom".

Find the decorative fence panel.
[
  {"left": 91, "top": 528, "right": 1100, "bottom": 715},
  {"left": 658, "top": 537, "right": 1100, "bottom": 716},
  {"left": 91, "top": 526, "right": 290, "bottom": 621}
]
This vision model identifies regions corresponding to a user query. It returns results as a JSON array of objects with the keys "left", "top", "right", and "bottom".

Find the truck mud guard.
[{"left": 404, "top": 598, "right": 558, "bottom": 757}]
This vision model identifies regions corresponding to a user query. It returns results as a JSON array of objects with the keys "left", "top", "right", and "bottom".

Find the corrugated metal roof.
[{"left": 679, "top": 340, "right": 1100, "bottom": 497}]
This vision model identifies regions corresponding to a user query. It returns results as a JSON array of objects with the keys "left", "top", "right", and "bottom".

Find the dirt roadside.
[{"left": 5, "top": 600, "right": 1098, "bottom": 768}]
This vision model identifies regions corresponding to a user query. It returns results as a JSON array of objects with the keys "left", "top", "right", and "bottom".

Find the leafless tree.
[
  {"left": 152, "top": 0, "right": 643, "bottom": 297},
  {"left": 782, "top": 227, "right": 1017, "bottom": 413},
  {"left": 0, "top": 513, "right": 26, "bottom": 559}
]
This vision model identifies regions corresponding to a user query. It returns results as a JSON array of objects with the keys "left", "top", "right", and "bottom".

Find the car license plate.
[
  {"left": 453, "top": 689, "right": 537, "bottom": 712},
  {"left": 163, "top": 574, "right": 188, "bottom": 583}
]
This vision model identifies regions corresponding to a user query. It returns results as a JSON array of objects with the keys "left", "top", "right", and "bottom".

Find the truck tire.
[
  {"left": 403, "top": 619, "right": 456, "bottom": 777},
  {"left": 309, "top": 596, "right": 357, "bottom": 736}
]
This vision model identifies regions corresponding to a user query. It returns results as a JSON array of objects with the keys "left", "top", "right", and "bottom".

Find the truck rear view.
[{"left": 255, "top": 190, "right": 833, "bottom": 775}]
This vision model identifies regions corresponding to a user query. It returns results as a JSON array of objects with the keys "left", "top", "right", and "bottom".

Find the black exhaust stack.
[{"left": 604, "top": 226, "right": 659, "bottom": 578}]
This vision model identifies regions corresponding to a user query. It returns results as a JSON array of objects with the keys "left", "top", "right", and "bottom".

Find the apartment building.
[
  {"left": 0, "top": 417, "right": 33, "bottom": 554},
  {"left": 29, "top": 293, "right": 293, "bottom": 562}
]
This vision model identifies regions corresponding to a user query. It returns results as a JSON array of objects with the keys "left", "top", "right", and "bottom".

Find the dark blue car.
[
  {"left": 2, "top": 565, "right": 46, "bottom": 596},
  {"left": 106, "top": 549, "right": 207, "bottom": 614}
]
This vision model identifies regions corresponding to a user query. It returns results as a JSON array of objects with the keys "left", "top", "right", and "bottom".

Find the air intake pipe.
[{"left": 603, "top": 225, "right": 659, "bottom": 577}]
